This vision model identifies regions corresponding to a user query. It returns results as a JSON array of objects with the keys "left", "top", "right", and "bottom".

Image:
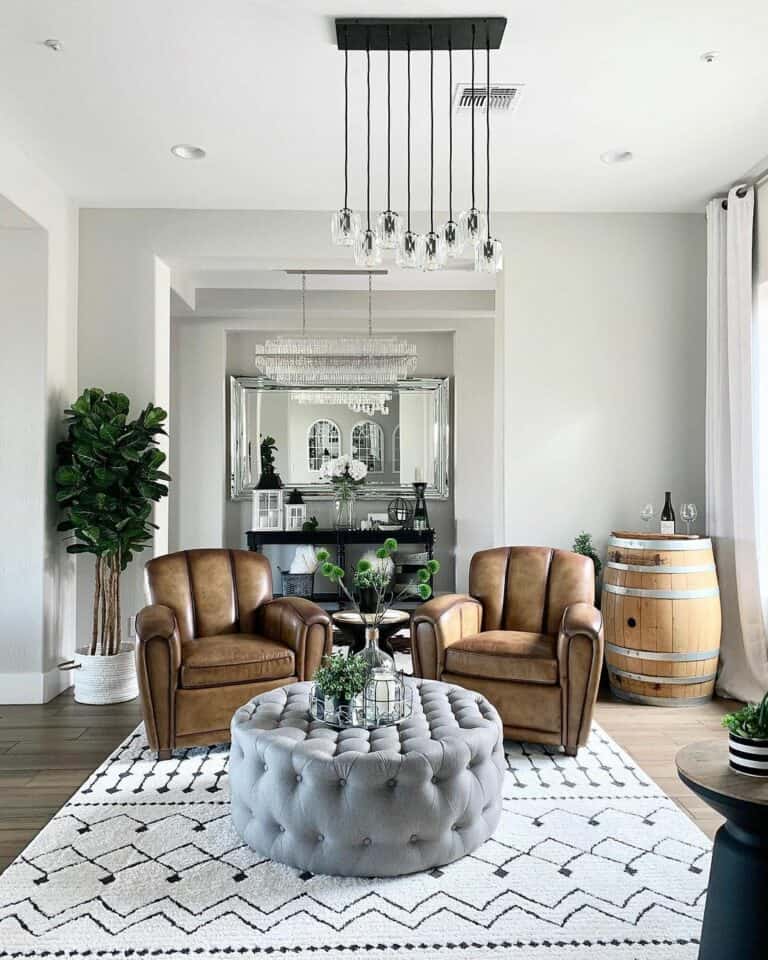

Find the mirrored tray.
[{"left": 308, "top": 676, "right": 414, "bottom": 731}]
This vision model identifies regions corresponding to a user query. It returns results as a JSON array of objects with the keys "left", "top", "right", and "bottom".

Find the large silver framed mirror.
[{"left": 230, "top": 376, "right": 450, "bottom": 500}]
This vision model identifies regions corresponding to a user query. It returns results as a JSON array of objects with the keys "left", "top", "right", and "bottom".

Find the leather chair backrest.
[
  {"left": 144, "top": 549, "right": 272, "bottom": 641},
  {"left": 469, "top": 546, "right": 594, "bottom": 635}
]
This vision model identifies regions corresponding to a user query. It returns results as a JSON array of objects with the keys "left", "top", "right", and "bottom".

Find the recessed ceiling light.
[
  {"left": 700, "top": 50, "right": 719, "bottom": 64},
  {"left": 600, "top": 149, "right": 633, "bottom": 165},
  {"left": 43, "top": 38, "right": 62, "bottom": 52},
  {"left": 170, "top": 144, "right": 206, "bottom": 160}
]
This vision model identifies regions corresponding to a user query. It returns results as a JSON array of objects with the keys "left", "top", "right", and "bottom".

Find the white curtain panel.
[{"left": 706, "top": 184, "right": 768, "bottom": 701}]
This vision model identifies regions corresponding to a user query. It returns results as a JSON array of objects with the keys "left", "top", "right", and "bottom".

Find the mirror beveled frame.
[{"left": 229, "top": 375, "right": 450, "bottom": 501}]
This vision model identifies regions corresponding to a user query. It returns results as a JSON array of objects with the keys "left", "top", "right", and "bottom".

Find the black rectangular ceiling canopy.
[{"left": 335, "top": 17, "right": 507, "bottom": 52}]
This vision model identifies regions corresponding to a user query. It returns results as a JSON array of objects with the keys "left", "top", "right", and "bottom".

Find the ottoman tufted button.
[
  {"left": 317, "top": 833, "right": 324, "bottom": 842},
  {"left": 278, "top": 825, "right": 285, "bottom": 832},
  {"left": 452, "top": 823, "right": 459, "bottom": 831},
  {"left": 295, "top": 774, "right": 302, "bottom": 783},
  {"left": 362, "top": 837, "right": 371, "bottom": 846},
  {"left": 410, "top": 834, "right": 419, "bottom": 843},
  {"left": 432, "top": 776, "right": 439, "bottom": 784},
  {"left": 338, "top": 777, "right": 347, "bottom": 786},
  {"left": 263, "top": 763, "right": 268, "bottom": 772},
  {"left": 387, "top": 778, "right": 397, "bottom": 788}
]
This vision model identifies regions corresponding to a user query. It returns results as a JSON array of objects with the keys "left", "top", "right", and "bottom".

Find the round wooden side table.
[
  {"left": 676, "top": 739, "right": 768, "bottom": 959},
  {"left": 331, "top": 609, "right": 411, "bottom": 658}
]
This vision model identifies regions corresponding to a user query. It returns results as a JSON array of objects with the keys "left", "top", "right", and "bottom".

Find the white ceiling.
[{"left": 2, "top": 1, "right": 768, "bottom": 212}]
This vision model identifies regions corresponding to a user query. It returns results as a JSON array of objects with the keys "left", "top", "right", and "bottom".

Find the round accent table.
[
  {"left": 331, "top": 609, "right": 411, "bottom": 656},
  {"left": 676, "top": 739, "right": 768, "bottom": 960},
  {"left": 230, "top": 678, "right": 505, "bottom": 877}
]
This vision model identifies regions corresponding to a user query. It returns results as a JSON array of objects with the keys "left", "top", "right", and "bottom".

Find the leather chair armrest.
[
  {"left": 135, "top": 604, "right": 182, "bottom": 757},
  {"left": 258, "top": 597, "right": 332, "bottom": 681},
  {"left": 557, "top": 602, "right": 604, "bottom": 754},
  {"left": 411, "top": 594, "right": 483, "bottom": 680}
]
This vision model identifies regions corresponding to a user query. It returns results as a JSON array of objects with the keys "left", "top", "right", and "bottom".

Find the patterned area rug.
[{"left": 0, "top": 723, "right": 709, "bottom": 959}]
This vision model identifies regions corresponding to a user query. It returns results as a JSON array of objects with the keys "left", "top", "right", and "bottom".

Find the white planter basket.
[{"left": 65, "top": 643, "right": 139, "bottom": 705}]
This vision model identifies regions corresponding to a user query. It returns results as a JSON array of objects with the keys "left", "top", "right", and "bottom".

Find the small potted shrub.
[
  {"left": 313, "top": 653, "right": 369, "bottom": 722},
  {"left": 721, "top": 692, "right": 768, "bottom": 777}
]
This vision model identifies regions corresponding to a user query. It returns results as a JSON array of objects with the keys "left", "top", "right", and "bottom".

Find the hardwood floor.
[{"left": 0, "top": 685, "right": 737, "bottom": 874}]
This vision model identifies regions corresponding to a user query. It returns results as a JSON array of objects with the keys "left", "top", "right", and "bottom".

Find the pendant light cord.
[
  {"left": 406, "top": 43, "right": 411, "bottom": 233},
  {"left": 366, "top": 36, "right": 371, "bottom": 231},
  {"left": 343, "top": 29, "right": 349, "bottom": 211},
  {"left": 429, "top": 25, "right": 434, "bottom": 234},
  {"left": 301, "top": 273, "right": 307, "bottom": 336},
  {"left": 486, "top": 29, "right": 491, "bottom": 235},
  {"left": 448, "top": 39, "right": 453, "bottom": 223},
  {"left": 471, "top": 24, "right": 476, "bottom": 211},
  {"left": 368, "top": 274, "right": 373, "bottom": 337},
  {"left": 386, "top": 27, "right": 391, "bottom": 211}
]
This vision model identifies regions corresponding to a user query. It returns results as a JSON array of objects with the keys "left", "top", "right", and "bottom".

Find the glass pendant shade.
[
  {"left": 475, "top": 236, "right": 503, "bottom": 274},
  {"left": 354, "top": 227, "right": 382, "bottom": 266},
  {"left": 396, "top": 229, "right": 425, "bottom": 269},
  {"left": 376, "top": 209, "right": 402, "bottom": 249},
  {"left": 331, "top": 207, "right": 361, "bottom": 246},
  {"left": 422, "top": 231, "right": 446, "bottom": 271},
  {"left": 458, "top": 207, "right": 488, "bottom": 249},
  {"left": 441, "top": 220, "right": 462, "bottom": 258}
]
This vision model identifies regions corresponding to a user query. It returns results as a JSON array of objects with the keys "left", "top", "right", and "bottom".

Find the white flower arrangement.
[{"left": 319, "top": 454, "right": 368, "bottom": 484}]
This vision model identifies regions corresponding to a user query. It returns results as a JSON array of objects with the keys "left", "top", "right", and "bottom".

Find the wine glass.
[
  {"left": 680, "top": 503, "right": 698, "bottom": 535},
  {"left": 640, "top": 504, "right": 655, "bottom": 529}
]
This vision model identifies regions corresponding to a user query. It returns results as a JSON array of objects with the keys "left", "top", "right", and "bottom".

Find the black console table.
[{"left": 246, "top": 528, "right": 435, "bottom": 603}]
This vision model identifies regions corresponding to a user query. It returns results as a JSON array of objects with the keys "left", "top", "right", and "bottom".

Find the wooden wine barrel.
[{"left": 602, "top": 534, "right": 721, "bottom": 706}]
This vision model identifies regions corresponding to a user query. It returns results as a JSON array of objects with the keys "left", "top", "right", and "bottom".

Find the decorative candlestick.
[{"left": 412, "top": 481, "right": 429, "bottom": 531}]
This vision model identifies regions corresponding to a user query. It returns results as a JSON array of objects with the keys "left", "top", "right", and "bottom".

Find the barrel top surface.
[
  {"left": 676, "top": 739, "right": 768, "bottom": 805},
  {"left": 231, "top": 678, "right": 502, "bottom": 760},
  {"left": 608, "top": 535, "right": 712, "bottom": 550}
]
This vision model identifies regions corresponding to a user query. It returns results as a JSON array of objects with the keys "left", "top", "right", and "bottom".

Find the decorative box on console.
[
  {"left": 251, "top": 490, "right": 284, "bottom": 531},
  {"left": 284, "top": 489, "right": 307, "bottom": 531}
]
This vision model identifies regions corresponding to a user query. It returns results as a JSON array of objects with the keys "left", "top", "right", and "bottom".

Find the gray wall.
[{"left": 497, "top": 212, "right": 707, "bottom": 557}]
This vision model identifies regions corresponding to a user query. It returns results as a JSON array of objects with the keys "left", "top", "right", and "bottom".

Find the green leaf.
[
  {"left": 143, "top": 406, "right": 167, "bottom": 429},
  {"left": 66, "top": 543, "right": 95, "bottom": 554},
  {"left": 55, "top": 465, "right": 80, "bottom": 486}
]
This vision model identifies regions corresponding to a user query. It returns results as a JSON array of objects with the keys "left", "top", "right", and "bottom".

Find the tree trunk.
[{"left": 90, "top": 557, "right": 101, "bottom": 656}]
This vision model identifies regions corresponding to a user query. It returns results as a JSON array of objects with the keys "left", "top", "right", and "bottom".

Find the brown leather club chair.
[
  {"left": 136, "top": 548, "right": 332, "bottom": 758},
  {"left": 411, "top": 546, "right": 604, "bottom": 755}
]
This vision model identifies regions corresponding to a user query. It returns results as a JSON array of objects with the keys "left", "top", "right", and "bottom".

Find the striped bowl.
[{"left": 728, "top": 732, "right": 768, "bottom": 777}]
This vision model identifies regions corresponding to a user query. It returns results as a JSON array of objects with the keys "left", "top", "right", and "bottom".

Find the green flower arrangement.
[
  {"left": 316, "top": 537, "right": 439, "bottom": 626},
  {"left": 722, "top": 692, "right": 768, "bottom": 740},
  {"left": 313, "top": 652, "right": 370, "bottom": 703}
]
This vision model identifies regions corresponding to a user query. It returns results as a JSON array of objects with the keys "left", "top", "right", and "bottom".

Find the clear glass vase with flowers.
[{"left": 319, "top": 454, "right": 368, "bottom": 529}]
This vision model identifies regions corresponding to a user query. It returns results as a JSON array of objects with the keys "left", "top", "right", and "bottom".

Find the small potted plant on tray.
[
  {"left": 721, "top": 692, "right": 768, "bottom": 777},
  {"left": 313, "top": 653, "right": 370, "bottom": 722}
]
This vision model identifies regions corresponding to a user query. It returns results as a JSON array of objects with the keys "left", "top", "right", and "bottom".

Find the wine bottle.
[{"left": 660, "top": 491, "right": 675, "bottom": 535}]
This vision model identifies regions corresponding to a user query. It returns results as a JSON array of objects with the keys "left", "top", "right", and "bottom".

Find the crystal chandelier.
[
  {"left": 254, "top": 273, "right": 417, "bottom": 386},
  {"left": 330, "top": 18, "right": 506, "bottom": 274},
  {"left": 291, "top": 389, "right": 392, "bottom": 416}
]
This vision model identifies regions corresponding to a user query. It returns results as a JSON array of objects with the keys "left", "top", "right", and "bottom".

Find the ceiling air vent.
[{"left": 454, "top": 83, "right": 524, "bottom": 113}]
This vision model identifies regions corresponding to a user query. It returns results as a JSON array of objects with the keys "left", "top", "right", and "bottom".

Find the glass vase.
[
  {"left": 334, "top": 492, "right": 355, "bottom": 530},
  {"left": 358, "top": 625, "right": 396, "bottom": 674}
]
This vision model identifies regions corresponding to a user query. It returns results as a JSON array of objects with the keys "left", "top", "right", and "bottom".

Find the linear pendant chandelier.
[
  {"left": 253, "top": 273, "right": 417, "bottom": 386},
  {"left": 331, "top": 17, "right": 507, "bottom": 274}
]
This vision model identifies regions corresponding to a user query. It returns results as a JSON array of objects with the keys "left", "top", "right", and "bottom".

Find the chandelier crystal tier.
[
  {"left": 332, "top": 17, "right": 506, "bottom": 274},
  {"left": 253, "top": 273, "right": 417, "bottom": 386},
  {"left": 291, "top": 389, "right": 392, "bottom": 416}
]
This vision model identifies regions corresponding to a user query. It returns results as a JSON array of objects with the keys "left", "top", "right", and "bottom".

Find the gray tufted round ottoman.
[{"left": 230, "top": 678, "right": 505, "bottom": 877}]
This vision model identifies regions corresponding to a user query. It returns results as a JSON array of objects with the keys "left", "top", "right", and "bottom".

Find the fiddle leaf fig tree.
[{"left": 55, "top": 388, "right": 170, "bottom": 656}]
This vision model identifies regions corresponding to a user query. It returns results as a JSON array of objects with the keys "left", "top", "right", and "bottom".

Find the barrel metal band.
[
  {"left": 606, "top": 561, "right": 716, "bottom": 574},
  {"left": 608, "top": 666, "right": 717, "bottom": 685},
  {"left": 608, "top": 536, "right": 712, "bottom": 551},
  {"left": 605, "top": 642, "right": 720, "bottom": 663},
  {"left": 603, "top": 583, "right": 719, "bottom": 600},
  {"left": 609, "top": 687, "right": 713, "bottom": 707}
]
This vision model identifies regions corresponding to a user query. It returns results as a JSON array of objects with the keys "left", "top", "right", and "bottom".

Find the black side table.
[{"left": 676, "top": 739, "right": 768, "bottom": 959}]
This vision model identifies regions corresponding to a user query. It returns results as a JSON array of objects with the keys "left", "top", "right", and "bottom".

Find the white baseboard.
[{"left": 0, "top": 667, "right": 73, "bottom": 704}]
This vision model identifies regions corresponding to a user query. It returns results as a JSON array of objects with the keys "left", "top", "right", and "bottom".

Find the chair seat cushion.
[
  {"left": 444, "top": 630, "right": 559, "bottom": 685},
  {"left": 181, "top": 634, "right": 295, "bottom": 689}
]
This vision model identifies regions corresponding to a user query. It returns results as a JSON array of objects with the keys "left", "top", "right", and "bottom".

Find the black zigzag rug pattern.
[{"left": 0, "top": 723, "right": 709, "bottom": 960}]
